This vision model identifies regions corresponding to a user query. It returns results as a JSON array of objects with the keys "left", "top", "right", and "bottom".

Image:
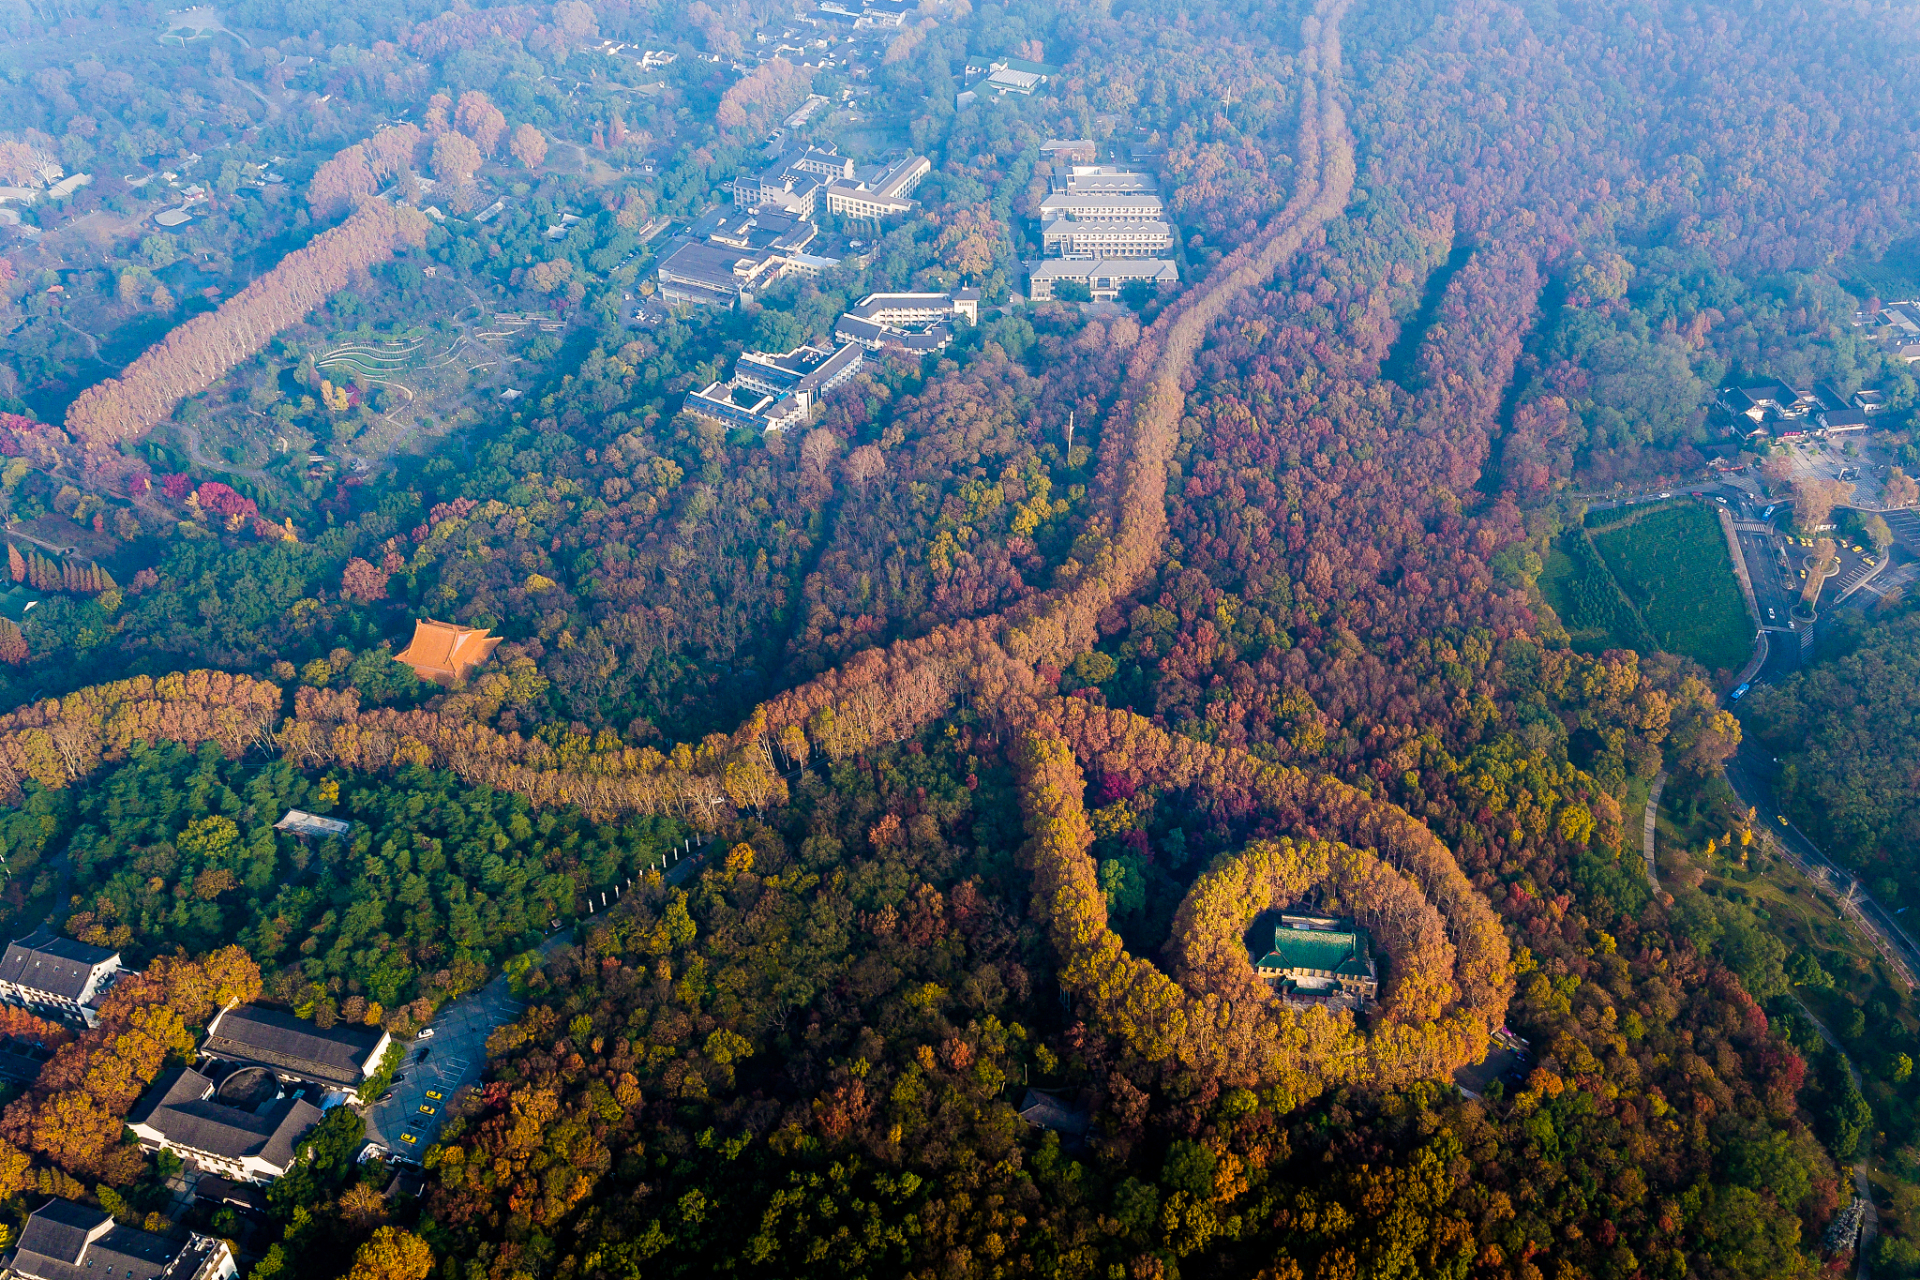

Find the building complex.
[
  {"left": 1029, "top": 164, "right": 1178, "bottom": 300},
  {"left": 732, "top": 144, "right": 929, "bottom": 222},
  {"left": 684, "top": 342, "right": 866, "bottom": 432},
  {"left": 657, "top": 152, "right": 929, "bottom": 308},
  {"left": 1251, "top": 914, "right": 1379, "bottom": 1007}
]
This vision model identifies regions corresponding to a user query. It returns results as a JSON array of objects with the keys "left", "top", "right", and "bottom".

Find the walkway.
[
  {"left": 1791, "top": 992, "right": 1879, "bottom": 1279},
  {"left": 1641, "top": 770, "right": 1666, "bottom": 889}
]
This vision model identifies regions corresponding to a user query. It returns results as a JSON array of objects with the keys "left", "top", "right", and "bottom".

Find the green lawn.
[
  {"left": 1587, "top": 501, "right": 1754, "bottom": 675},
  {"left": 1539, "top": 527, "right": 1654, "bottom": 654}
]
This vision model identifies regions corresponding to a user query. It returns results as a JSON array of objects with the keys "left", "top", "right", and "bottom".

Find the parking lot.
[{"left": 363, "top": 972, "right": 529, "bottom": 1159}]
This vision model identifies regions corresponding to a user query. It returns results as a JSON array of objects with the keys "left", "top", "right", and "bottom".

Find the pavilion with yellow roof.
[{"left": 394, "top": 619, "right": 502, "bottom": 686}]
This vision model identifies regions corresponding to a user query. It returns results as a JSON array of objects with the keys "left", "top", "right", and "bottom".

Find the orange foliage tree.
[{"left": 0, "top": 947, "right": 261, "bottom": 1183}]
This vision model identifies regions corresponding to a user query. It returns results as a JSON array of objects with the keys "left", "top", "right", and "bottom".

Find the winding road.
[{"left": 1723, "top": 746, "right": 1920, "bottom": 990}]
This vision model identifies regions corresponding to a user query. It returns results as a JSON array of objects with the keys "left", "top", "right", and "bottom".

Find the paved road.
[
  {"left": 1722, "top": 746, "right": 1920, "bottom": 990},
  {"left": 1641, "top": 771, "right": 1667, "bottom": 888},
  {"left": 1739, "top": 527, "right": 1798, "bottom": 630}
]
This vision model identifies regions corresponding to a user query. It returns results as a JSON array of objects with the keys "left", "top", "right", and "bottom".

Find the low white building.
[
  {"left": 126, "top": 1067, "right": 325, "bottom": 1184},
  {"left": 203, "top": 1004, "right": 392, "bottom": 1088},
  {"left": 1027, "top": 258, "right": 1178, "bottom": 302}
]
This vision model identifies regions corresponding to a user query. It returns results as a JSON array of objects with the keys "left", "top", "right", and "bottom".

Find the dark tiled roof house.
[
  {"left": 126, "top": 1067, "right": 325, "bottom": 1184},
  {"left": 202, "top": 1005, "right": 391, "bottom": 1089},
  {"left": 6, "top": 1200, "right": 235, "bottom": 1280},
  {"left": 0, "top": 929, "right": 126, "bottom": 1028}
]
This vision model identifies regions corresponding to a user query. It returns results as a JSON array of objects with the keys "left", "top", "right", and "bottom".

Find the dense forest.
[
  {"left": 1747, "top": 600, "right": 1920, "bottom": 906},
  {"left": 0, "top": 0, "right": 1919, "bottom": 1276}
]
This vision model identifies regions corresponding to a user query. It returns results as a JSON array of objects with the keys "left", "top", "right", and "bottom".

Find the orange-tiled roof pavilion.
[{"left": 394, "top": 619, "right": 502, "bottom": 686}]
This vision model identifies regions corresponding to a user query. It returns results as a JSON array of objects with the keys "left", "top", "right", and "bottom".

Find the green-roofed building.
[{"left": 1253, "top": 914, "right": 1378, "bottom": 1004}]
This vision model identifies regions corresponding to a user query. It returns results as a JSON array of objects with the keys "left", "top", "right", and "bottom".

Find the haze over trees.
[{"left": 0, "top": 0, "right": 1916, "bottom": 1274}]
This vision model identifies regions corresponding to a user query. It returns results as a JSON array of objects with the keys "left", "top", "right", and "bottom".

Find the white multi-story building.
[
  {"left": 0, "top": 930, "right": 125, "bottom": 1028},
  {"left": 127, "top": 1067, "right": 325, "bottom": 1185},
  {"left": 684, "top": 342, "right": 866, "bottom": 433},
  {"left": 833, "top": 290, "right": 981, "bottom": 352},
  {"left": 1041, "top": 215, "right": 1173, "bottom": 258},
  {"left": 7, "top": 1200, "right": 236, "bottom": 1280},
  {"left": 1038, "top": 191, "right": 1167, "bottom": 222},
  {"left": 825, "top": 154, "right": 931, "bottom": 219}
]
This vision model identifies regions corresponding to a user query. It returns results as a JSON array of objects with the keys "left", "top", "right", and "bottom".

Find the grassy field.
[
  {"left": 1585, "top": 501, "right": 1753, "bottom": 675},
  {"left": 1539, "top": 525, "right": 1657, "bottom": 655}
]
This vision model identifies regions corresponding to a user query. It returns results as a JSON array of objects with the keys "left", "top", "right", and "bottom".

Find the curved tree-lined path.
[{"left": 0, "top": 0, "right": 1358, "bottom": 827}]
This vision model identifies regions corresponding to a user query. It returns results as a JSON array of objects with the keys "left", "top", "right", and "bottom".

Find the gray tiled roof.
[
  {"left": 12, "top": 1201, "right": 183, "bottom": 1280},
  {"left": 130, "top": 1067, "right": 323, "bottom": 1168},
  {"left": 204, "top": 1005, "right": 382, "bottom": 1086},
  {"left": 0, "top": 929, "right": 117, "bottom": 1001},
  {"left": 15, "top": 1199, "right": 102, "bottom": 1265}
]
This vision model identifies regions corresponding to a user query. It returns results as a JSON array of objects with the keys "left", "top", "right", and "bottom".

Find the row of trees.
[
  {"left": 62, "top": 200, "right": 429, "bottom": 466},
  {"left": 7, "top": 543, "right": 114, "bottom": 595},
  {"left": 0, "top": 670, "right": 282, "bottom": 800}
]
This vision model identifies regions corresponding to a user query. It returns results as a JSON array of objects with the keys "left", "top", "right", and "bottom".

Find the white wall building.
[{"left": 0, "top": 930, "right": 125, "bottom": 1028}]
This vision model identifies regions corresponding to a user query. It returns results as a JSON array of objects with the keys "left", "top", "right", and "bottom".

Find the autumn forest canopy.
[{"left": 2, "top": 0, "right": 1920, "bottom": 1277}]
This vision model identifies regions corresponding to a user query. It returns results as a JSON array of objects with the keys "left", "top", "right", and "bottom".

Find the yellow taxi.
[
  {"left": 400, "top": 1132, "right": 419, "bottom": 1145},
  {"left": 426, "top": 1090, "right": 444, "bottom": 1101},
  {"left": 419, "top": 1104, "right": 437, "bottom": 1115}
]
